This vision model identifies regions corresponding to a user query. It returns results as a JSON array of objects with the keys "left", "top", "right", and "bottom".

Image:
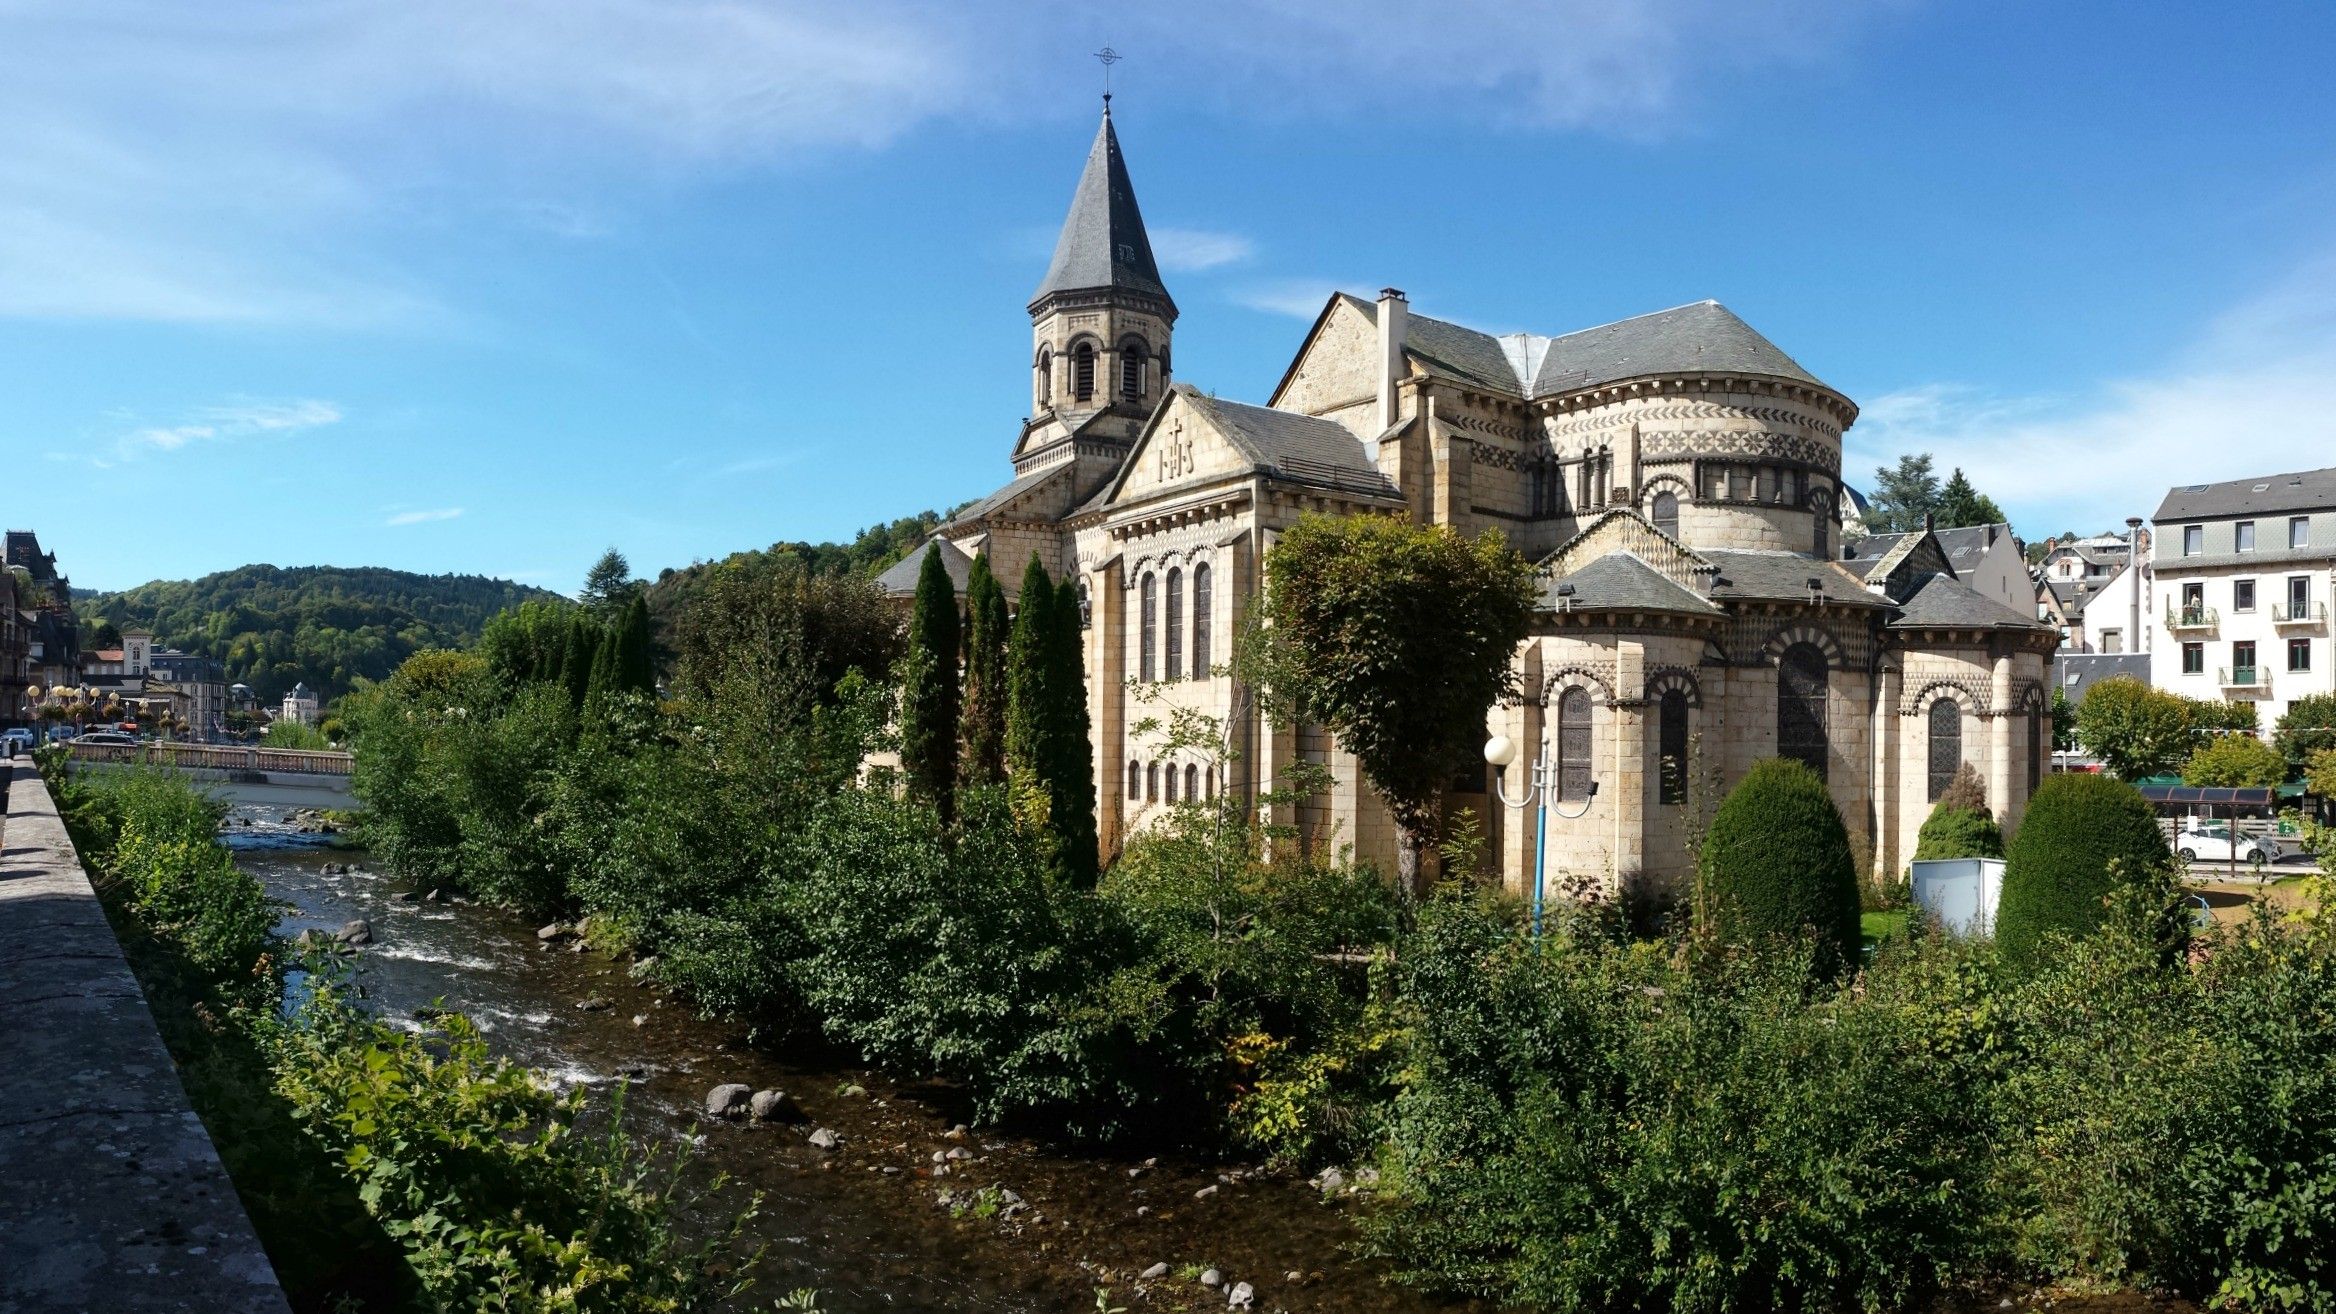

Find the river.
[{"left": 229, "top": 809, "right": 1469, "bottom": 1314}]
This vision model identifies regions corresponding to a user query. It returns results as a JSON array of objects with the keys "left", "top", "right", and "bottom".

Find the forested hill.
[
  {"left": 82, "top": 565, "right": 566, "bottom": 702},
  {"left": 643, "top": 509, "right": 943, "bottom": 619}
]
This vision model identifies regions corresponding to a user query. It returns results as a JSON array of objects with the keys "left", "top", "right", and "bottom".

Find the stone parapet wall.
[{"left": 0, "top": 759, "right": 291, "bottom": 1314}]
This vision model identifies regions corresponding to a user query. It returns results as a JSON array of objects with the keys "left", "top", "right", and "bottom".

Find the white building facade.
[{"left": 2151, "top": 470, "right": 2336, "bottom": 730}]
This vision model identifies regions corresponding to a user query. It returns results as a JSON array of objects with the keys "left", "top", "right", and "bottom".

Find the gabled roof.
[
  {"left": 942, "top": 465, "right": 1072, "bottom": 530},
  {"left": 2154, "top": 465, "right": 2336, "bottom": 522},
  {"left": 1886, "top": 573, "right": 2056, "bottom": 632},
  {"left": 1542, "top": 553, "right": 1722, "bottom": 616},
  {"left": 1170, "top": 385, "right": 1400, "bottom": 500},
  {"left": 1702, "top": 550, "right": 1886, "bottom": 607},
  {"left": 1340, "top": 295, "right": 1832, "bottom": 399},
  {"left": 875, "top": 537, "right": 976, "bottom": 599},
  {"left": 1030, "top": 109, "right": 1172, "bottom": 310},
  {"left": 1846, "top": 523, "right": 2010, "bottom": 580},
  {"left": 2055, "top": 652, "right": 2150, "bottom": 704}
]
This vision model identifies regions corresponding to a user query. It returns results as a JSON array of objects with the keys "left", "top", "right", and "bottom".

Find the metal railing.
[
  {"left": 2167, "top": 605, "right": 2219, "bottom": 631},
  {"left": 63, "top": 740, "right": 354, "bottom": 777},
  {"left": 2218, "top": 666, "right": 2270, "bottom": 691},
  {"left": 2274, "top": 601, "right": 2328, "bottom": 625}
]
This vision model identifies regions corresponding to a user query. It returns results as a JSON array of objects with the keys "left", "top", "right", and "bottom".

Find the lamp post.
[{"left": 1485, "top": 732, "right": 1599, "bottom": 938}]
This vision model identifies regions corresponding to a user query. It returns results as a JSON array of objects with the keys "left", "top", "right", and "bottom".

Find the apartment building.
[{"left": 2151, "top": 468, "right": 2336, "bottom": 730}]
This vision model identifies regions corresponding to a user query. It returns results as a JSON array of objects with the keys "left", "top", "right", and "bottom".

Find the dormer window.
[
  {"left": 1073, "top": 343, "right": 1096, "bottom": 402},
  {"left": 1121, "top": 342, "right": 1147, "bottom": 401}
]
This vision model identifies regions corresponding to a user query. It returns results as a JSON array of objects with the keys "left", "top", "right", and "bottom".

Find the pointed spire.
[{"left": 1031, "top": 108, "right": 1173, "bottom": 312}]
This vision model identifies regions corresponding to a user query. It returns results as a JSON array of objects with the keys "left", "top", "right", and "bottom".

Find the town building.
[
  {"left": 885, "top": 105, "right": 2059, "bottom": 900},
  {"left": 4, "top": 530, "right": 79, "bottom": 691},
  {"left": 1847, "top": 522, "right": 2033, "bottom": 616},
  {"left": 0, "top": 569, "right": 30, "bottom": 728},
  {"left": 149, "top": 650, "right": 230, "bottom": 741},
  {"left": 2150, "top": 468, "right": 2336, "bottom": 731},
  {"left": 280, "top": 682, "right": 321, "bottom": 727},
  {"left": 2036, "top": 526, "right": 2150, "bottom": 654}
]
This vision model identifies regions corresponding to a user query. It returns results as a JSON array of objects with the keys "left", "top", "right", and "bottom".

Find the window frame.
[
  {"left": 2235, "top": 578, "right": 2257, "bottom": 613},
  {"left": 1190, "top": 563, "right": 1212, "bottom": 677},
  {"left": 1927, "top": 699, "right": 1963, "bottom": 803},
  {"left": 2291, "top": 638, "right": 2312, "bottom": 673},
  {"left": 1777, "top": 643, "right": 1830, "bottom": 781},
  {"left": 1165, "top": 567, "right": 1183, "bottom": 681},
  {"left": 2233, "top": 640, "right": 2258, "bottom": 678},
  {"left": 1556, "top": 686, "right": 1594, "bottom": 804},
  {"left": 1651, "top": 490, "right": 1680, "bottom": 540},
  {"left": 1139, "top": 571, "right": 1157, "bottom": 683},
  {"left": 1657, "top": 689, "right": 1688, "bottom": 806},
  {"left": 2292, "top": 517, "right": 2311, "bottom": 550},
  {"left": 2184, "top": 524, "right": 2203, "bottom": 556},
  {"left": 1072, "top": 341, "right": 1097, "bottom": 402},
  {"left": 2237, "top": 520, "right": 2257, "bottom": 553},
  {"left": 2290, "top": 575, "right": 2311, "bottom": 618},
  {"left": 2182, "top": 642, "right": 2205, "bottom": 675},
  {"left": 1120, "top": 341, "right": 1146, "bottom": 401}
]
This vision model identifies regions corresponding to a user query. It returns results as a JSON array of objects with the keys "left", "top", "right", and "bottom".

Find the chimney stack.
[
  {"left": 2126, "top": 516, "right": 2143, "bottom": 651},
  {"left": 1377, "top": 288, "right": 1408, "bottom": 434}
]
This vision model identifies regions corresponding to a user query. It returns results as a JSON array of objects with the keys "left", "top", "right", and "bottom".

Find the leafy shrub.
[
  {"left": 2182, "top": 731, "right": 2288, "bottom": 787},
  {"left": 1696, "top": 757, "right": 1861, "bottom": 975},
  {"left": 1994, "top": 772, "right": 2170, "bottom": 971},
  {"left": 1913, "top": 807, "right": 2005, "bottom": 863},
  {"left": 1370, "top": 894, "right": 2001, "bottom": 1312}
]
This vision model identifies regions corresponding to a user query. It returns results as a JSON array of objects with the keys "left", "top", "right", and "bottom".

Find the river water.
[{"left": 229, "top": 809, "right": 1466, "bottom": 1314}]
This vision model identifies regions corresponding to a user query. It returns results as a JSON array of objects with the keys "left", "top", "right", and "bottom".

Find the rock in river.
[
  {"left": 808, "top": 1127, "right": 840, "bottom": 1151},
  {"left": 749, "top": 1089, "right": 804, "bottom": 1123},
  {"left": 1227, "top": 1280, "right": 1255, "bottom": 1309},
  {"left": 336, "top": 919, "right": 372, "bottom": 947},
  {"left": 704, "top": 1084, "right": 752, "bottom": 1119},
  {"left": 1140, "top": 1262, "right": 1169, "bottom": 1280}
]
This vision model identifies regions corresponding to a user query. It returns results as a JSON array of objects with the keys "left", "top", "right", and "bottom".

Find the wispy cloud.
[
  {"left": 1849, "top": 251, "right": 2336, "bottom": 537},
  {"left": 0, "top": 1, "right": 1900, "bottom": 324},
  {"left": 1229, "top": 277, "right": 1359, "bottom": 319},
  {"left": 1152, "top": 227, "right": 1254, "bottom": 272},
  {"left": 385, "top": 507, "right": 465, "bottom": 526},
  {"left": 62, "top": 398, "right": 342, "bottom": 467}
]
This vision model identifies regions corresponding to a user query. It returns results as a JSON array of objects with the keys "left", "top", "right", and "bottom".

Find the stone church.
[{"left": 881, "top": 106, "right": 2057, "bottom": 898}]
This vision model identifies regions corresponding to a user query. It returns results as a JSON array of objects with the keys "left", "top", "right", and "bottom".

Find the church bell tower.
[{"left": 1016, "top": 103, "right": 1175, "bottom": 476}]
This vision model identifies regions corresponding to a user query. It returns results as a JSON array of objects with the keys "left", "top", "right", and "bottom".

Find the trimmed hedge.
[
  {"left": 1994, "top": 772, "right": 2168, "bottom": 970},
  {"left": 1697, "top": 757, "right": 1861, "bottom": 975},
  {"left": 1913, "top": 806, "right": 2005, "bottom": 862}
]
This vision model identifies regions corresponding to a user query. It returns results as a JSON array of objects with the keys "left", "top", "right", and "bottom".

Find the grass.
[{"left": 1860, "top": 910, "right": 1910, "bottom": 951}]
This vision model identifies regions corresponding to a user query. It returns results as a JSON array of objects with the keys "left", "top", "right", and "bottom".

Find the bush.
[
  {"left": 1370, "top": 894, "right": 2001, "bottom": 1312},
  {"left": 1696, "top": 757, "right": 1861, "bottom": 975},
  {"left": 2182, "top": 732, "right": 2288, "bottom": 787},
  {"left": 1994, "top": 772, "right": 2170, "bottom": 971}
]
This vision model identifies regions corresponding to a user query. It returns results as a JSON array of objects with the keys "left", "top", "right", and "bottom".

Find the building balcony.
[
  {"left": 2219, "top": 666, "right": 2271, "bottom": 693},
  {"left": 2166, "top": 605, "right": 2219, "bottom": 633},
  {"left": 2274, "top": 601, "right": 2328, "bottom": 628}
]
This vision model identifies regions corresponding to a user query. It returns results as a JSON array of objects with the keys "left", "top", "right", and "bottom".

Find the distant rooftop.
[{"left": 2154, "top": 465, "right": 2336, "bottom": 522}]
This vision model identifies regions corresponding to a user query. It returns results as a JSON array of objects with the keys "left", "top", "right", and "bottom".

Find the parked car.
[
  {"left": 45, "top": 726, "right": 77, "bottom": 744},
  {"left": 74, "top": 730, "right": 139, "bottom": 747},
  {"left": 2175, "top": 819, "right": 2279, "bottom": 868},
  {"left": 1, "top": 727, "right": 33, "bottom": 756}
]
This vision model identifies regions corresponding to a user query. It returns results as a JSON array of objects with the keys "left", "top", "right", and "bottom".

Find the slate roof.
[
  {"left": 875, "top": 537, "right": 976, "bottom": 599},
  {"left": 1541, "top": 553, "right": 1721, "bottom": 616},
  {"left": 1700, "top": 550, "right": 1885, "bottom": 607},
  {"left": 1345, "top": 296, "right": 1831, "bottom": 398},
  {"left": 2055, "top": 652, "right": 2151, "bottom": 705},
  {"left": 2154, "top": 465, "right": 2336, "bottom": 522},
  {"left": 1846, "top": 523, "right": 2009, "bottom": 580},
  {"left": 1886, "top": 573, "right": 2057, "bottom": 632},
  {"left": 1174, "top": 385, "right": 1402, "bottom": 500},
  {"left": 944, "top": 465, "right": 1070, "bottom": 529},
  {"left": 2046, "top": 573, "right": 2121, "bottom": 620},
  {"left": 1031, "top": 110, "right": 1171, "bottom": 309}
]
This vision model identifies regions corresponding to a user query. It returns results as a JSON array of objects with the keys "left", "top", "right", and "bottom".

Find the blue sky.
[{"left": 3, "top": 1, "right": 2333, "bottom": 592}]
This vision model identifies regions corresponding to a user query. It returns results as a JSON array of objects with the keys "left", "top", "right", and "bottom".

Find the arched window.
[
  {"left": 1036, "top": 348, "right": 1052, "bottom": 406},
  {"left": 1557, "top": 686, "right": 1593, "bottom": 803},
  {"left": 1204, "top": 768, "right": 1216, "bottom": 800},
  {"left": 1191, "top": 563, "right": 1212, "bottom": 676},
  {"left": 1139, "top": 572, "right": 1157, "bottom": 682},
  {"left": 1778, "top": 643, "right": 1829, "bottom": 781},
  {"left": 1658, "top": 689, "right": 1688, "bottom": 805},
  {"left": 1815, "top": 514, "right": 1830, "bottom": 561},
  {"left": 1073, "top": 342, "right": 1096, "bottom": 401},
  {"left": 1165, "top": 763, "right": 1178, "bottom": 803},
  {"left": 1127, "top": 760, "right": 1141, "bottom": 799},
  {"left": 2028, "top": 707, "right": 2044, "bottom": 798},
  {"left": 1184, "top": 764, "right": 1199, "bottom": 802},
  {"left": 1165, "top": 568, "right": 1184, "bottom": 681},
  {"left": 1121, "top": 341, "right": 1146, "bottom": 400},
  {"left": 1651, "top": 491, "right": 1679, "bottom": 540},
  {"left": 1146, "top": 762, "right": 1159, "bottom": 802},
  {"left": 1928, "top": 699, "right": 1963, "bottom": 802}
]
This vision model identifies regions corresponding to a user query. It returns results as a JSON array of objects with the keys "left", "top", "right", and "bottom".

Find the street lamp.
[{"left": 1485, "top": 732, "right": 1599, "bottom": 938}]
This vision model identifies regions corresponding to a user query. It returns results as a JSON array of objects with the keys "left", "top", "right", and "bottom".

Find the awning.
[{"left": 2136, "top": 784, "right": 2277, "bottom": 806}]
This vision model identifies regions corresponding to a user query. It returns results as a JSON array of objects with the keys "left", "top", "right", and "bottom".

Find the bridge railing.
[{"left": 63, "top": 740, "right": 355, "bottom": 777}]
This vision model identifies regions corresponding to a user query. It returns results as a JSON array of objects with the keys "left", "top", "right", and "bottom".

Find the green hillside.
[
  {"left": 643, "top": 509, "right": 943, "bottom": 620},
  {"left": 81, "top": 565, "right": 566, "bottom": 702}
]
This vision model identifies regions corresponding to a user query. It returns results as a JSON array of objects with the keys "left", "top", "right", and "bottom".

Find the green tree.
[
  {"left": 2051, "top": 684, "right": 2077, "bottom": 753},
  {"left": 1995, "top": 772, "right": 2171, "bottom": 971},
  {"left": 898, "top": 546, "right": 961, "bottom": 825},
  {"left": 1913, "top": 763, "right": 2004, "bottom": 861},
  {"left": 1258, "top": 515, "right": 1537, "bottom": 891},
  {"left": 1005, "top": 558, "right": 1057, "bottom": 783},
  {"left": 580, "top": 547, "right": 638, "bottom": 617},
  {"left": 2182, "top": 733, "right": 2288, "bottom": 787},
  {"left": 612, "top": 594, "right": 655, "bottom": 696},
  {"left": 1050, "top": 574, "right": 1098, "bottom": 885},
  {"left": 1696, "top": 757, "right": 1862, "bottom": 977},
  {"left": 1867, "top": 453, "right": 1942, "bottom": 534},
  {"left": 1934, "top": 467, "right": 2007, "bottom": 528},
  {"left": 2073, "top": 676, "right": 2199, "bottom": 780},
  {"left": 2308, "top": 747, "right": 2336, "bottom": 799},
  {"left": 959, "top": 554, "right": 1010, "bottom": 788},
  {"left": 2274, "top": 691, "right": 2336, "bottom": 770},
  {"left": 561, "top": 614, "right": 599, "bottom": 710}
]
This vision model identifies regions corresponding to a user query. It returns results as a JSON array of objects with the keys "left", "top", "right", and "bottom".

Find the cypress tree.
[
  {"left": 561, "top": 615, "right": 598, "bottom": 710},
  {"left": 1005, "top": 557, "right": 1056, "bottom": 780},
  {"left": 584, "top": 617, "right": 621, "bottom": 713},
  {"left": 959, "top": 554, "right": 1010, "bottom": 787},
  {"left": 1049, "top": 574, "right": 1098, "bottom": 884},
  {"left": 898, "top": 545, "right": 962, "bottom": 824},
  {"left": 614, "top": 594, "right": 656, "bottom": 696}
]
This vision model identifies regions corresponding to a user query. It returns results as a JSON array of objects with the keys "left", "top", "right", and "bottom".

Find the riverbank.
[{"left": 233, "top": 812, "right": 1473, "bottom": 1314}]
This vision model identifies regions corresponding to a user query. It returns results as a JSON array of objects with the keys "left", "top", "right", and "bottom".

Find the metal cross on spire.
[{"left": 1094, "top": 45, "right": 1121, "bottom": 109}]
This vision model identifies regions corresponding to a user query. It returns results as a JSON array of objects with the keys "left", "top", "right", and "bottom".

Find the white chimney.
[
  {"left": 1377, "top": 287, "right": 1407, "bottom": 434},
  {"left": 2126, "top": 516, "right": 2143, "bottom": 651}
]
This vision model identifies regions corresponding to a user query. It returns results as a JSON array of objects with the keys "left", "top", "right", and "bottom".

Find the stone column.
[
  {"left": 1610, "top": 639, "right": 1647, "bottom": 895},
  {"left": 1989, "top": 651, "right": 2014, "bottom": 821},
  {"left": 1873, "top": 663, "right": 1900, "bottom": 882},
  {"left": 1499, "top": 644, "right": 1545, "bottom": 900},
  {"left": 1090, "top": 559, "right": 1126, "bottom": 858}
]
